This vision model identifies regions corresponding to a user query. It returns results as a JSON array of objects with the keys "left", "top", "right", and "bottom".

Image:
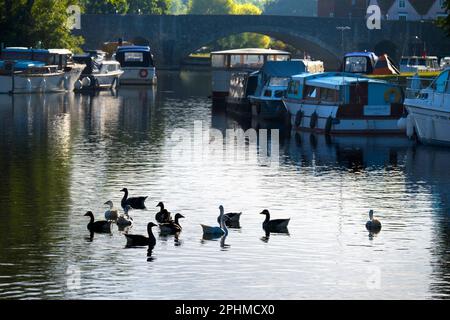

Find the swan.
[
  {"left": 155, "top": 202, "right": 172, "bottom": 223},
  {"left": 125, "top": 222, "right": 157, "bottom": 247},
  {"left": 201, "top": 205, "right": 229, "bottom": 236},
  {"left": 84, "top": 211, "right": 111, "bottom": 233},
  {"left": 117, "top": 205, "right": 134, "bottom": 228},
  {"left": 366, "top": 210, "right": 382, "bottom": 232},
  {"left": 160, "top": 213, "right": 185, "bottom": 234},
  {"left": 104, "top": 200, "right": 119, "bottom": 221},
  {"left": 260, "top": 209, "right": 290, "bottom": 232},
  {"left": 120, "top": 188, "right": 147, "bottom": 209}
]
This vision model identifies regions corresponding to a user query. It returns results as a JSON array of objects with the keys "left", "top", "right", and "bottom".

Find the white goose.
[
  {"left": 104, "top": 200, "right": 119, "bottom": 222},
  {"left": 201, "top": 205, "right": 229, "bottom": 236}
]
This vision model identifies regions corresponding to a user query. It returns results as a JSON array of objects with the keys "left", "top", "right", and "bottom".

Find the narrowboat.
[
  {"left": 403, "top": 68, "right": 450, "bottom": 146},
  {"left": 73, "top": 50, "right": 123, "bottom": 91},
  {"left": 210, "top": 48, "right": 291, "bottom": 102},
  {"left": 0, "top": 47, "right": 84, "bottom": 94},
  {"left": 282, "top": 72, "right": 405, "bottom": 134},
  {"left": 115, "top": 46, "right": 156, "bottom": 85}
]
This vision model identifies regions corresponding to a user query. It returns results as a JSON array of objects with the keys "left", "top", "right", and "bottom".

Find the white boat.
[
  {"left": 400, "top": 56, "right": 441, "bottom": 74},
  {"left": 114, "top": 46, "right": 156, "bottom": 85},
  {"left": 210, "top": 48, "right": 291, "bottom": 102},
  {"left": 282, "top": 72, "right": 405, "bottom": 134},
  {"left": 0, "top": 48, "right": 84, "bottom": 94},
  {"left": 403, "top": 69, "right": 450, "bottom": 146},
  {"left": 73, "top": 51, "right": 123, "bottom": 90}
]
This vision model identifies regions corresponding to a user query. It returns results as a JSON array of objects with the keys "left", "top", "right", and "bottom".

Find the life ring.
[
  {"left": 295, "top": 110, "right": 303, "bottom": 127},
  {"left": 384, "top": 87, "right": 402, "bottom": 104},
  {"left": 310, "top": 112, "right": 318, "bottom": 129},
  {"left": 139, "top": 69, "right": 148, "bottom": 78}
]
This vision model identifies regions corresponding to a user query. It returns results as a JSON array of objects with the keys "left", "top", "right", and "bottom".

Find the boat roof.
[
  {"left": 290, "top": 72, "right": 392, "bottom": 90},
  {"left": 3, "top": 47, "right": 73, "bottom": 55},
  {"left": 116, "top": 46, "right": 151, "bottom": 52},
  {"left": 211, "top": 48, "right": 290, "bottom": 55},
  {"left": 101, "top": 60, "right": 120, "bottom": 65},
  {"left": 260, "top": 60, "right": 306, "bottom": 77},
  {"left": 401, "top": 55, "right": 438, "bottom": 59},
  {"left": 345, "top": 51, "right": 377, "bottom": 58}
]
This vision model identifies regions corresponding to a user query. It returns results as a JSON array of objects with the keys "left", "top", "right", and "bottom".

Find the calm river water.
[{"left": 0, "top": 71, "right": 449, "bottom": 299}]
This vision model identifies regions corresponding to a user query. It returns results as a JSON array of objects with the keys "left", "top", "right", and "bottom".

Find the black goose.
[
  {"left": 84, "top": 211, "right": 111, "bottom": 233},
  {"left": 160, "top": 213, "right": 185, "bottom": 234},
  {"left": 366, "top": 210, "right": 382, "bottom": 232},
  {"left": 120, "top": 188, "right": 147, "bottom": 209},
  {"left": 217, "top": 211, "right": 242, "bottom": 225},
  {"left": 125, "top": 222, "right": 157, "bottom": 247},
  {"left": 260, "top": 209, "right": 290, "bottom": 232},
  {"left": 155, "top": 202, "right": 172, "bottom": 223}
]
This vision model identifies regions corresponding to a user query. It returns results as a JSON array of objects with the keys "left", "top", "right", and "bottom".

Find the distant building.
[{"left": 318, "top": 0, "right": 448, "bottom": 20}]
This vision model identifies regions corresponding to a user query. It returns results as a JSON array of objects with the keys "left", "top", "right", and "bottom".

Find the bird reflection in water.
[
  {"left": 260, "top": 229, "right": 290, "bottom": 243},
  {"left": 220, "top": 235, "right": 230, "bottom": 250},
  {"left": 147, "top": 244, "right": 156, "bottom": 262}
]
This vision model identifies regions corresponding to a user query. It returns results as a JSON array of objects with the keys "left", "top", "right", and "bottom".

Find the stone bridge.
[{"left": 76, "top": 14, "right": 450, "bottom": 69}]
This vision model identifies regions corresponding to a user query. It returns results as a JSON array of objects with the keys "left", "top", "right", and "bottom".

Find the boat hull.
[
  {"left": 405, "top": 103, "right": 450, "bottom": 146},
  {"left": 119, "top": 67, "right": 157, "bottom": 85},
  {"left": 0, "top": 67, "right": 83, "bottom": 94},
  {"left": 283, "top": 99, "right": 404, "bottom": 134},
  {"left": 226, "top": 97, "right": 252, "bottom": 118},
  {"left": 250, "top": 98, "right": 287, "bottom": 121},
  {"left": 75, "top": 70, "right": 123, "bottom": 91}
]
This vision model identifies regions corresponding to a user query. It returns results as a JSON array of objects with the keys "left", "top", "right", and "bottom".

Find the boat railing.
[{"left": 405, "top": 76, "right": 435, "bottom": 98}]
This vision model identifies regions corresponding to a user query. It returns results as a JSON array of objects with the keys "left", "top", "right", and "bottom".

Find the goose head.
[
  {"left": 84, "top": 211, "right": 94, "bottom": 218},
  {"left": 104, "top": 200, "right": 114, "bottom": 208},
  {"left": 219, "top": 205, "right": 224, "bottom": 215},
  {"left": 147, "top": 222, "right": 158, "bottom": 231},
  {"left": 369, "top": 210, "right": 374, "bottom": 221},
  {"left": 260, "top": 209, "right": 270, "bottom": 215},
  {"left": 120, "top": 188, "right": 128, "bottom": 193},
  {"left": 174, "top": 213, "right": 185, "bottom": 220},
  {"left": 156, "top": 202, "right": 164, "bottom": 209}
]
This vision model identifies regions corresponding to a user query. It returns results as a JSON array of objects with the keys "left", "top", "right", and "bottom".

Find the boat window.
[
  {"left": 400, "top": 58, "right": 409, "bottom": 65},
  {"left": 230, "top": 54, "right": 264, "bottom": 68},
  {"left": 267, "top": 55, "right": 289, "bottom": 62},
  {"left": 431, "top": 71, "right": 449, "bottom": 93},
  {"left": 264, "top": 90, "right": 272, "bottom": 97},
  {"left": 287, "top": 81, "right": 300, "bottom": 95},
  {"left": 320, "top": 88, "right": 338, "bottom": 102},
  {"left": 125, "top": 52, "right": 144, "bottom": 62},
  {"left": 304, "top": 86, "right": 318, "bottom": 100},
  {"left": 417, "top": 58, "right": 426, "bottom": 66},
  {"left": 344, "top": 56, "right": 368, "bottom": 73},
  {"left": 269, "top": 77, "right": 290, "bottom": 87},
  {"left": 274, "top": 90, "right": 285, "bottom": 98},
  {"left": 211, "top": 54, "right": 226, "bottom": 68}
]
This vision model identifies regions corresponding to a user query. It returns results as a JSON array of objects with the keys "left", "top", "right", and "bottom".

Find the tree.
[
  {"left": 264, "top": 0, "right": 317, "bottom": 16},
  {"left": 128, "top": 0, "right": 172, "bottom": 14},
  {"left": 437, "top": 0, "right": 450, "bottom": 36},
  {"left": 81, "top": 0, "right": 129, "bottom": 14},
  {"left": 188, "top": 0, "right": 234, "bottom": 15},
  {"left": 0, "top": 0, "right": 83, "bottom": 50}
]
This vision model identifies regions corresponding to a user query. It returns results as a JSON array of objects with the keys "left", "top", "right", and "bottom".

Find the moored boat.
[
  {"left": 0, "top": 47, "right": 84, "bottom": 94},
  {"left": 114, "top": 46, "right": 157, "bottom": 85},
  {"left": 403, "top": 68, "right": 450, "bottom": 146},
  {"left": 248, "top": 60, "right": 315, "bottom": 121},
  {"left": 343, "top": 51, "right": 400, "bottom": 76},
  {"left": 73, "top": 50, "right": 123, "bottom": 91},
  {"left": 399, "top": 56, "right": 441, "bottom": 75},
  {"left": 282, "top": 72, "right": 405, "bottom": 134}
]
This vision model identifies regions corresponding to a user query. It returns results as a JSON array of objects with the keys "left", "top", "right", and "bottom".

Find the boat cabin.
[
  {"left": 0, "top": 47, "right": 75, "bottom": 70},
  {"left": 400, "top": 56, "right": 440, "bottom": 73},
  {"left": 115, "top": 46, "right": 154, "bottom": 68},
  {"left": 343, "top": 52, "right": 399, "bottom": 75}
]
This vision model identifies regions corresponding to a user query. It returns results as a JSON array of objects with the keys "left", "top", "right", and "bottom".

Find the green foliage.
[
  {"left": 264, "top": 0, "right": 317, "bottom": 16},
  {"left": 188, "top": 0, "right": 234, "bottom": 14},
  {"left": 128, "top": 0, "right": 172, "bottom": 14},
  {"left": 171, "top": 0, "right": 189, "bottom": 14},
  {"left": 437, "top": 0, "right": 450, "bottom": 36},
  {"left": 0, "top": 0, "right": 84, "bottom": 50},
  {"left": 81, "top": 0, "right": 129, "bottom": 14}
]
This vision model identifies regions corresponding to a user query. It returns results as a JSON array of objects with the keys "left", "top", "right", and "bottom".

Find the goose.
[
  {"left": 201, "top": 205, "right": 229, "bottom": 236},
  {"left": 260, "top": 209, "right": 290, "bottom": 232},
  {"left": 104, "top": 200, "right": 119, "bottom": 221},
  {"left": 155, "top": 202, "right": 172, "bottom": 223},
  {"left": 217, "top": 209, "right": 242, "bottom": 225},
  {"left": 160, "top": 213, "right": 185, "bottom": 234},
  {"left": 84, "top": 211, "right": 111, "bottom": 233},
  {"left": 120, "top": 188, "right": 147, "bottom": 209},
  {"left": 125, "top": 222, "right": 157, "bottom": 247},
  {"left": 117, "top": 205, "right": 134, "bottom": 228},
  {"left": 366, "top": 210, "right": 382, "bottom": 232}
]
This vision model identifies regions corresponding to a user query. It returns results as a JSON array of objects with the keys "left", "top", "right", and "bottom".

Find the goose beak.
[{"left": 179, "top": 214, "right": 185, "bottom": 219}]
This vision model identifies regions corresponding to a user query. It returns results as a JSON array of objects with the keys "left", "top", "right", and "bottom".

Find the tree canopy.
[
  {"left": 437, "top": 0, "right": 450, "bottom": 36},
  {"left": 0, "top": 0, "right": 83, "bottom": 50}
]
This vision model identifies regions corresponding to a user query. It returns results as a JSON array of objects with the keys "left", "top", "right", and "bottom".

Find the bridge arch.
[{"left": 179, "top": 25, "right": 342, "bottom": 70}]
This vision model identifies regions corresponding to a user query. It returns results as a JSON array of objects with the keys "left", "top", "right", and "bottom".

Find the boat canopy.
[
  {"left": 116, "top": 46, "right": 151, "bottom": 53},
  {"left": 115, "top": 46, "right": 154, "bottom": 67},
  {"left": 291, "top": 72, "right": 372, "bottom": 90},
  {"left": 211, "top": 48, "right": 290, "bottom": 55},
  {"left": 259, "top": 60, "right": 306, "bottom": 78}
]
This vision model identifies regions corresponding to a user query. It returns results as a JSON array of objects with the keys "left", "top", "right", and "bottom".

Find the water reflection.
[{"left": 0, "top": 71, "right": 450, "bottom": 299}]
